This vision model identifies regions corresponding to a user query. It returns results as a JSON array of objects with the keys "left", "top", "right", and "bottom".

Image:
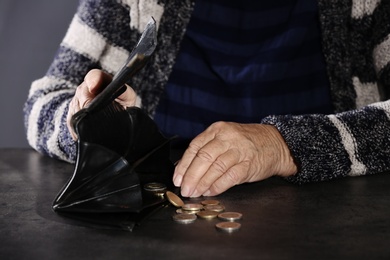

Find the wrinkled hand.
[
  {"left": 173, "top": 122, "right": 297, "bottom": 197},
  {"left": 66, "top": 69, "right": 137, "bottom": 140}
]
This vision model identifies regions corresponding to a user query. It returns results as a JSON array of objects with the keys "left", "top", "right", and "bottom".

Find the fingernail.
[
  {"left": 173, "top": 175, "right": 183, "bottom": 187},
  {"left": 190, "top": 189, "right": 200, "bottom": 198},
  {"left": 203, "top": 190, "right": 211, "bottom": 196},
  {"left": 181, "top": 186, "right": 190, "bottom": 197}
]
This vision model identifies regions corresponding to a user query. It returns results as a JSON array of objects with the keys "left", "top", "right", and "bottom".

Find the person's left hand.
[{"left": 173, "top": 122, "right": 297, "bottom": 197}]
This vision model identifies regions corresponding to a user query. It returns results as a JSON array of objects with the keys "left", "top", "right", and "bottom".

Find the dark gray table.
[{"left": 1, "top": 148, "right": 390, "bottom": 259}]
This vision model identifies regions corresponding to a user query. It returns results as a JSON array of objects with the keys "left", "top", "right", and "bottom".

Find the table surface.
[{"left": 1, "top": 148, "right": 390, "bottom": 259}]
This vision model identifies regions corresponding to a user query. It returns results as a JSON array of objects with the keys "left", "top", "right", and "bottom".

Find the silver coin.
[
  {"left": 172, "top": 213, "right": 197, "bottom": 224},
  {"left": 215, "top": 221, "right": 241, "bottom": 232},
  {"left": 218, "top": 212, "right": 243, "bottom": 221}
]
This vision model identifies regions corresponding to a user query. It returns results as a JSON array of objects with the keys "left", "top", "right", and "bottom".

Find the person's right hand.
[{"left": 66, "top": 69, "right": 137, "bottom": 140}]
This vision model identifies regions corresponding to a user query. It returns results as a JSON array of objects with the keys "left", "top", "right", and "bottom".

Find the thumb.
[{"left": 84, "top": 69, "right": 112, "bottom": 95}]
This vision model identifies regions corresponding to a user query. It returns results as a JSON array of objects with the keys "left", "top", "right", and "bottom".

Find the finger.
[
  {"left": 173, "top": 122, "right": 224, "bottom": 188},
  {"left": 84, "top": 69, "right": 112, "bottom": 95},
  {"left": 173, "top": 144, "right": 198, "bottom": 187},
  {"left": 179, "top": 138, "right": 228, "bottom": 197},
  {"left": 66, "top": 98, "right": 80, "bottom": 140},
  {"left": 173, "top": 130, "right": 214, "bottom": 187},
  {"left": 204, "top": 162, "right": 249, "bottom": 196},
  {"left": 115, "top": 84, "right": 137, "bottom": 108},
  {"left": 190, "top": 149, "right": 240, "bottom": 197},
  {"left": 75, "top": 81, "right": 94, "bottom": 108}
]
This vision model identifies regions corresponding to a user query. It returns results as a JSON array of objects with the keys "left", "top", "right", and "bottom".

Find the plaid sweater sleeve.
[
  {"left": 23, "top": 0, "right": 191, "bottom": 163},
  {"left": 262, "top": 0, "right": 390, "bottom": 184},
  {"left": 261, "top": 101, "right": 390, "bottom": 184},
  {"left": 23, "top": 0, "right": 146, "bottom": 162}
]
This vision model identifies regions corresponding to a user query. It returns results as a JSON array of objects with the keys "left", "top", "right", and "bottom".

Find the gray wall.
[{"left": 0, "top": 0, "right": 78, "bottom": 148}]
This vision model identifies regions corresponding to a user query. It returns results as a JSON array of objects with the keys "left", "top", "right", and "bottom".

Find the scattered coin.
[
  {"left": 176, "top": 208, "right": 198, "bottom": 215},
  {"left": 218, "top": 212, "right": 243, "bottom": 221},
  {"left": 215, "top": 221, "right": 241, "bottom": 232},
  {"left": 196, "top": 210, "right": 219, "bottom": 219},
  {"left": 169, "top": 195, "right": 243, "bottom": 232},
  {"left": 201, "top": 199, "right": 220, "bottom": 206},
  {"left": 182, "top": 203, "right": 204, "bottom": 211},
  {"left": 172, "top": 213, "right": 197, "bottom": 224},
  {"left": 144, "top": 182, "right": 167, "bottom": 192},
  {"left": 165, "top": 191, "right": 184, "bottom": 207},
  {"left": 204, "top": 204, "right": 225, "bottom": 213}
]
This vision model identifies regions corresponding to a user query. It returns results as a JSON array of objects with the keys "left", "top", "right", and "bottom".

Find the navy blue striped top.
[{"left": 154, "top": 0, "right": 333, "bottom": 146}]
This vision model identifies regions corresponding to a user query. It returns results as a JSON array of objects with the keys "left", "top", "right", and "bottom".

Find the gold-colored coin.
[
  {"left": 215, "top": 221, "right": 241, "bottom": 232},
  {"left": 204, "top": 204, "right": 225, "bottom": 212},
  {"left": 165, "top": 191, "right": 184, "bottom": 208},
  {"left": 201, "top": 199, "right": 220, "bottom": 206},
  {"left": 182, "top": 203, "right": 203, "bottom": 211},
  {"left": 153, "top": 191, "right": 165, "bottom": 198},
  {"left": 172, "top": 213, "right": 197, "bottom": 224},
  {"left": 176, "top": 208, "right": 198, "bottom": 215},
  {"left": 144, "top": 182, "right": 167, "bottom": 192},
  {"left": 196, "top": 210, "right": 219, "bottom": 219},
  {"left": 218, "top": 212, "right": 243, "bottom": 221}
]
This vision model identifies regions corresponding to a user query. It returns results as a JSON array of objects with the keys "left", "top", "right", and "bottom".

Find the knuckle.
[
  {"left": 184, "top": 173, "right": 198, "bottom": 183},
  {"left": 196, "top": 149, "right": 214, "bottom": 162},
  {"left": 211, "top": 158, "right": 229, "bottom": 173},
  {"left": 224, "top": 168, "right": 242, "bottom": 186},
  {"left": 187, "top": 140, "right": 202, "bottom": 153},
  {"left": 197, "top": 178, "right": 211, "bottom": 190},
  {"left": 210, "top": 121, "right": 228, "bottom": 130}
]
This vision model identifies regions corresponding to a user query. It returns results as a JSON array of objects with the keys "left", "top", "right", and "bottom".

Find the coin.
[
  {"left": 172, "top": 213, "right": 197, "bottom": 224},
  {"left": 204, "top": 204, "right": 225, "bottom": 213},
  {"left": 165, "top": 191, "right": 184, "bottom": 207},
  {"left": 153, "top": 191, "right": 165, "bottom": 198},
  {"left": 176, "top": 208, "right": 198, "bottom": 215},
  {"left": 215, "top": 221, "right": 241, "bottom": 232},
  {"left": 182, "top": 203, "right": 204, "bottom": 211},
  {"left": 201, "top": 199, "right": 220, "bottom": 206},
  {"left": 218, "top": 212, "right": 243, "bottom": 221},
  {"left": 144, "top": 182, "right": 167, "bottom": 192},
  {"left": 196, "top": 210, "right": 219, "bottom": 219}
]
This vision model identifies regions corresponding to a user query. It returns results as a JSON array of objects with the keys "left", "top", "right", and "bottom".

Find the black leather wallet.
[
  {"left": 52, "top": 18, "right": 174, "bottom": 231},
  {"left": 52, "top": 104, "right": 174, "bottom": 231}
]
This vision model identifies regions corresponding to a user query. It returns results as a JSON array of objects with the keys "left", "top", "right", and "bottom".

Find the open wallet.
[{"left": 52, "top": 18, "right": 175, "bottom": 231}]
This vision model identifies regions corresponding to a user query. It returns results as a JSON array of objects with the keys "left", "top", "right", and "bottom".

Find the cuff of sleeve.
[
  {"left": 261, "top": 114, "right": 351, "bottom": 184},
  {"left": 58, "top": 105, "right": 77, "bottom": 163}
]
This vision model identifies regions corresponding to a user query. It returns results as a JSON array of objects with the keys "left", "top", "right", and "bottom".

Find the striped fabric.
[
  {"left": 154, "top": 0, "right": 333, "bottom": 145},
  {"left": 23, "top": 0, "right": 390, "bottom": 185}
]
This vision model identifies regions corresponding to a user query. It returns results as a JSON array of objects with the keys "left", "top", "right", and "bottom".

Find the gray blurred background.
[{"left": 0, "top": 0, "right": 78, "bottom": 148}]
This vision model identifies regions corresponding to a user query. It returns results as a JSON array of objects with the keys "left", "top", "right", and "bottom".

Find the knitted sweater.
[{"left": 24, "top": 0, "right": 390, "bottom": 184}]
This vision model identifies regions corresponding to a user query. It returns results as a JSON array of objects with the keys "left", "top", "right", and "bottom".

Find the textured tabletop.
[{"left": 1, "top": 148, "right": 390, "bottom": 259}]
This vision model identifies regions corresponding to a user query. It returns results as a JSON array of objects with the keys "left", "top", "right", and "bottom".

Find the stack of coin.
[{"left": 143, "top": 182, "right": 167, "bottom": 197}]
